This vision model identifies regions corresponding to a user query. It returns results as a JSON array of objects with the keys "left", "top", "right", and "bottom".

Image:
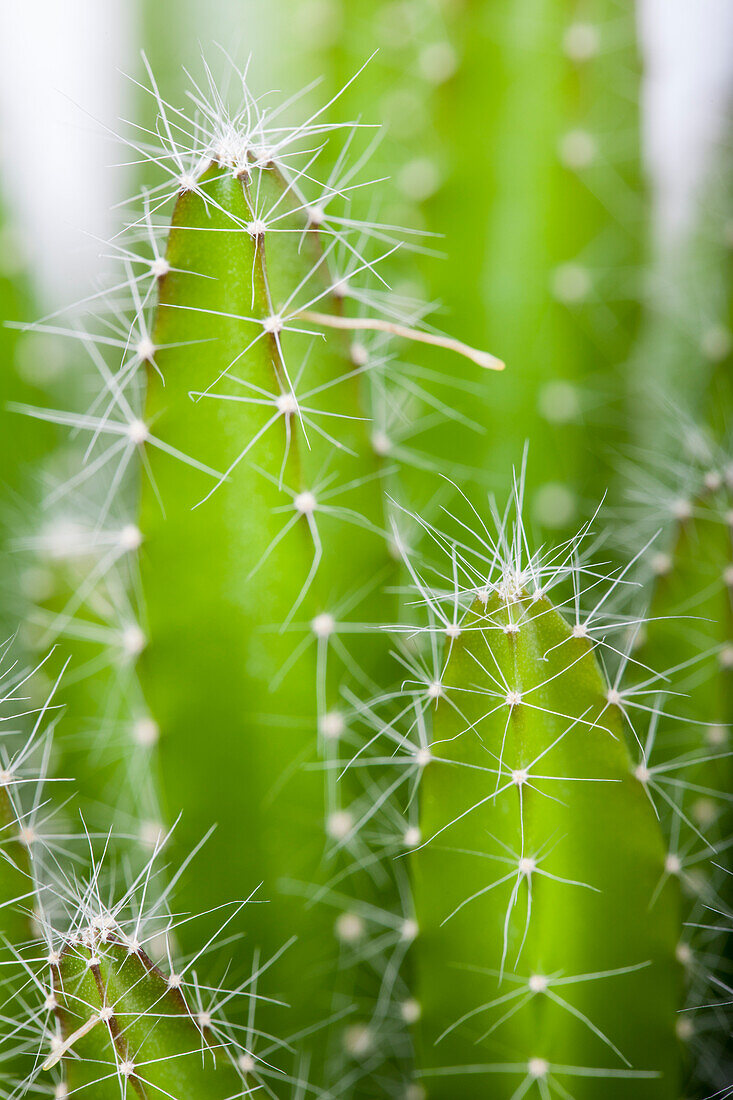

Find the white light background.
[{"left": 0, "top": 0, "right": 730, "bottom": 306}]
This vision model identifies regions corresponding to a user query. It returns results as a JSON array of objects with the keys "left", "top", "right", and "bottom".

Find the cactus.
[
  {"left": 132, "top": 0, "right": 657, "bottom": 813},
  {"left": 8, "top": 56, "right": 501, "bottom": 1090},
  {"left": 292, "top": 0, "right": 645, "bottom": 531},
  {"left": 139, "top": 148, "right": 399, "bottom": 1050},
  {"left": 1, "top": 780, "right": 279, "bottom": 1099},
  {"left": 0, "top": 649, "right": 64, "bottom": 1094},
  {"left": 0, "top": 196, "right": 59, "bottom": 646},
  {"left": 0, "top": 785, "right": 37, "bottom": 1094},
  {"left": 619, "top": 424, "right": 733, "bottom": 1094},
  {"left": 618, "top": 140, "right": 733, "bottom": 1094},
  {"left": 0, "top": 644, "right": 290, "bottom": 1098},
  {"left": 428, "top": 0, "right": 644, "bottom": 524},
  {"left": 349, "top": 484, "right": 682, "bottom": 1097},
  {"left": 136, "top": 65, "right": 500, "bottom": 1065},
  {"left": 1, "top": 45, "right": 731, "bottom": 1100},
  {"left": 628, "top": 149, "right": 732, "bottom": 448},
  {"left": 48, "top": 941, "right": 244, "bottom": 1098},
  {"left": 0, "top": 660, "right": 290, "bottom": 1100},
  {"left": 34, "top": 847, "right": 260, "bottom": 1100}
]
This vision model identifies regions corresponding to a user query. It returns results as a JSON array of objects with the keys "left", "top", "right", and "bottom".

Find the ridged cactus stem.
[
  {"left": 1, "top": 810, "right": 268, "bottom": 1099},
  {"left": 142, "top": 160, "right": 355, "bottom": 1044},
  {"left": 617, "top": 132, "right": 733, "bottom": 1093},
  {"left": 0, "top": 788, "right": 37, "bottom": 1092},
  {"left": 357, "top": 491, "right": 682, "bottom": 1097},
  {"left": 0, "top": 646, "right": 289, "bottom": 1097},
  {"left": 624, "top": 431, "right": 733, "bottom": 1090},
  {"left": 425, "top": 0, "right": 644, "bottom": 520},
  {"left": 136, "top": 68, "right": 491, "bottom": 1068},
  {"left": 0, "top": 656, "right": 62, "bottom": 1093},
  {"left": 7, "top": 61, "right": 503, "bottom": 1093},
  {"left": 414, "top": 599, "right": 680, "bottom": 1096},
  {"left": 47, "top": 935, "right": 246, "bottom": 1098},
  {"left": 300, "top": 0, "right": 644, "bottom": 529}
]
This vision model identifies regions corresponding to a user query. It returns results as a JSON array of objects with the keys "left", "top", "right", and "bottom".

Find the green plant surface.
[
  {"left": 0, "top": 199, "right": 58, "bottom": 644},
  {"left": 0, "top": 787, "right": 33, "bottom": 1097},
  {"left": 0, "top": 787, "right": 30, "bottom": 948},
  {"left": 640, "top": 481, "right": 733, "bottom": 920},
  {"left": 0, "top": 669, "right": 287, "bottom": 1100},
  {"left": 140, "top": 150, "right": 400, "bottom": 1054},
  {"left": 354, "top": 495, "right": 683, "bottom": 1098},
  {"left": 413, "top": 595, "right": 680, "bottom": 1096},
  {"left": 0, "top": 189, "right": 147, "bottom": 835},
  {"left": 0, "top": 202, "right": 35, "bottom": 477},
  {"left": 0, "top": 656, "right": 60, "bottom": 1097},
  {"left": 9, "top": 64, "right": 502, "bottom": 1091},
  {"left": 8, "top": 43, "right": 733, "bottom": 1098},
  {"left": 425, "top": 1, "right": 643, "bottom": 517},
  {"left": 294, "top": 0, "right": 644, "bottom": 530},
  {"left": 7, "top": 511, "right": 154, "bottom": 829},
  {"left": 48, "top": 937, "right": 246, "bottom": 1099},
  {"left": 614, "top": 138, "right": 733, "bottom": 1100},
  {"left": 620, "top": 436, "right": 733, "bottom": 1095},
  {"left": 639, "top": 476, "right": 732, "bottom": 776},
  {"left": 0, "top": 815, "right": 274, "bottom": 1100}
]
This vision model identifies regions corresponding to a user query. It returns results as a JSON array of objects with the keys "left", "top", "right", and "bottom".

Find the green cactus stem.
[
  {"left": 360, "top": 493, "right": 682, "bottom": 1097},
  {"left": 46, "top": 936, "right": 246, "bottom": 1099},
  {"left": 140, "top": 117, "right": 406, "bottom": 1057},
  {"left": 296, "top": 0, "right": 644, "bottom": 527},
  {"left": 9, "top": 62, "right": 502, "bottom": 1091}
]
